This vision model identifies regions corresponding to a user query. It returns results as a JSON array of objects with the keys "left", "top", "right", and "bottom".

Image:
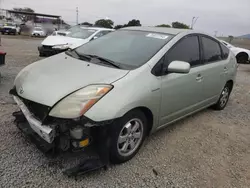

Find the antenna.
[{"left": 76, "top": 7, "right": 79, "bottom": 25}]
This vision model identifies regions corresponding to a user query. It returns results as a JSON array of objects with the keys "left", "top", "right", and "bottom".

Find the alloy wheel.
[{"left": 117, "top": 118, "right": 144, "bottom": 157}]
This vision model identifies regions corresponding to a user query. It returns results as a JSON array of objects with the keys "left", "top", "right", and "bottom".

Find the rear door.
[
  {"left": 199, "top": 36, "right": 228, "bottom": 104},
  {"left": 159, "top": 35, "right": 205, "bottom": 126}
]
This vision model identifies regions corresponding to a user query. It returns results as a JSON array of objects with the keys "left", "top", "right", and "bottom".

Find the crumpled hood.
[
  {"left": 14, "top": 53, "right": 129, "bottom": 106},
  {"left": 41, "top": 36, "right": 88, "bottom": 48}
]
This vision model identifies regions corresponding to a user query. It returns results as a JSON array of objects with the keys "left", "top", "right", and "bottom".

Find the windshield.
[
  {"left": 67, "top": 25, "right": 82, "bottom": 32},
  {"left": 34, "top": 28, "right": 42, "bottom": 31},
  {"left": 67, "top": 28, "right": 97, "bottom": 39},
  {"left": 75, "top": 30, "right": 173, "bottom": 69}
]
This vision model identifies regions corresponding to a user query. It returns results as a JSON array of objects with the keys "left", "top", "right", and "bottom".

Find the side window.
[
  {"left": 202, "top": 37, "right": 222, "bottom": 63},
  {"left": 166, "top": 35, "right": 201, "bottom": 67},
  {"left": 220, "top": 44, "right": 229, "bottom": 59}
]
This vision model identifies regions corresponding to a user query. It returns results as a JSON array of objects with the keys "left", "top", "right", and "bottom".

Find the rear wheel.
[
  {"left": 212, "top": 83, "right": 232, "bottom": 110},
  {"left": 109, "top": 110, "right": 147, "bottom": 164}
]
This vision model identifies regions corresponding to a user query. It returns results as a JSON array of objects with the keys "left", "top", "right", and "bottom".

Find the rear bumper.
[
  {"left": 38, "top": 46, "right": 67, "bottom": 56},
  {"left": 13, "top": 96, "right": 55, "bottom": 143}
]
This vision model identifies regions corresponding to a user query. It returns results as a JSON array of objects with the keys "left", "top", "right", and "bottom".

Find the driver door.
[{"left": 159, "top": 35, "right": 205, "bottom": 127}]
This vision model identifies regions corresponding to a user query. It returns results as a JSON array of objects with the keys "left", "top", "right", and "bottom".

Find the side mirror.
[
  {"left": 168, "top": 60, "right": 190, "bottom": 74},
  {"left": 93, "top": 36, "right": 98, "bottom": 40}
]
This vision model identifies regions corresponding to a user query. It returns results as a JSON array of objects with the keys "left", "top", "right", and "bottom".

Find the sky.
[{"left": 1, "top": 0, "right": 250, "bottom": 36}]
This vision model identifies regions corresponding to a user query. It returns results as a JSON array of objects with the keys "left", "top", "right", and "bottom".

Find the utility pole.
[{"left": 76, "top": 7, "right": 79, "bottom": 25}]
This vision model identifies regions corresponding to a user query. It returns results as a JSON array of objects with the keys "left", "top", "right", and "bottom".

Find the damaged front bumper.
[{"left": 13, "top": 96, "right": 55, "bottom": 143}]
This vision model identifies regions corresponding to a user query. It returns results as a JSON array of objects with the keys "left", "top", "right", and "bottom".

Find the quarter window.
[
  {"left": 166, "top": 36, "right": 201, "bottom": 67},
  {"left": 202, "top": 37, "right": 222, "bottom": 63},
  {"left": 220, "top": 44, "right": 229, "bottom": 59}
]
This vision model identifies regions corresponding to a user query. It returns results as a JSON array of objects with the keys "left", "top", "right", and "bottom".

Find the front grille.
[
  {"left": 10, "top": 87, "right": 50, "bottom": 122},
  {"left": 42, "top": 45, "right": 52, "bottom": 49},
  {"left": 20, "top": 98, "right": 51, "bottom": 121}
]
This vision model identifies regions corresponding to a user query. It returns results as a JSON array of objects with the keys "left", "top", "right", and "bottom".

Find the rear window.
[{"left": 202, "top": 37, "right": 222, "bottom": 63}]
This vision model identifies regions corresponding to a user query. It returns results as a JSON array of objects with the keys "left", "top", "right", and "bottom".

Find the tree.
[
  {"left": 114, "top": 25, "right": 124, "bottom": 30},
  {"left": 126, "top": 19, "right": 141, "bottom": 27},
  {"left": 80, "top": 22, "right": 93, "bottom": 26},
  {"left": 171, "top": 22, "right": 190, "bottom": 29},
  {"left": 156, "top": 24, "right": 171, "bottom": 28},
  {"left": 12, "top": 7, "right": 35, "bottom": 22},
  {"left": 95, "top": 19, "right": 114, "bottom": 28}
]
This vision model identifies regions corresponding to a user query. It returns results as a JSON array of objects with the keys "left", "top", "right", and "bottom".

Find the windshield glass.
[
  {"left": 67, "top": 25, "right": 82, "bottom": 32},
  {"left": 75, "top": 30, "right": 173, "bottom": 69},
  {"left": 67, "top": 28, "right": 97, "bottom": 39},
  {"left": 34, "top": 28, "right": 42, "bottom": 31}
]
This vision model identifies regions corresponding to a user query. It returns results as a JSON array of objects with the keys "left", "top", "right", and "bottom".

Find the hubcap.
[
  {"left": 220, "top": 87, "right": 229, "bottom": 107},
  {"left": 117, "top": 118, "right": 143, "bottom": 157}
]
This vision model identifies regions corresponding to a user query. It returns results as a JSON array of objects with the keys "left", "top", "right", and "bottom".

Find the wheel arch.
[
  {"left": 125, "top": 106, "right": 154, "bottom": 135},
  {"left": 236, "top": 52, "right": 249, "bottom": 61},
  {"left": 226, "top": 80, "right": 234, "bottom": 91}
]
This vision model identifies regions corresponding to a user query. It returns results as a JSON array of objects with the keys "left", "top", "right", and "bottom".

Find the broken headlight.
[{"left": 49, "top": 85, "right": 113, "bottom": 119}]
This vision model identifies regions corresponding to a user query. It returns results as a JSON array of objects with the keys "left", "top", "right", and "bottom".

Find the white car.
[
  {"left": 31, "top": 27, "right": 46, "bottom": 37},
  {"left": 1, "top": 23, "right": 20, "bottom": 35},
  {"left": 220, "top": 40, "right": 250, "bottom": 64},
  {"left": 38, "top": 27, "right": 114, "bottom": 56}
]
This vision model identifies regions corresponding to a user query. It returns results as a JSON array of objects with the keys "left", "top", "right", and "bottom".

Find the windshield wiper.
[
  {"left": 87, "top": 54, "right": 121, "bottom": 69},
  {"left": 66, "top": 51, "right": 121, "bottom": 69},
  {"left": 66, "top": 50, "right": 92, "bottom": 61}
]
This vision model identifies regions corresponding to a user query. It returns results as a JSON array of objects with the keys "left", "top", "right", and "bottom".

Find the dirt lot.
[{"left": 1, "top": 36, "right": 250, "bottom": 188}]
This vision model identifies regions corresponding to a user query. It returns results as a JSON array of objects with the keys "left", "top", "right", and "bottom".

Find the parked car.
[
  {"left": 38, "top": 27, "right": 114, "bottom": 56},
  {"left": 31, "top": 27, "right": 46, "bottom": 37},
  {"left": 220, "top": 40, "right": 250, "bottom": 64},
  {"left": 11, "top": 27, "right": 237, "bottom": 175},
  {"left": 2, "top": 23, "right": 20, "bottom": 35}
]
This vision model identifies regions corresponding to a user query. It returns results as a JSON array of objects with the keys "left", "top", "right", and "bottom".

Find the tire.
[
  {"left": 237, "top": 53, "right": 248, "bottom": 64},
  {"left": 109, "top": 110, "right": 148, "bottom": 164},
  {"left": 212, "top": 83, "right": 232, "bottom": 110},
  {"left": 39, "top": 52, "right": 45, "bottom": 57}
]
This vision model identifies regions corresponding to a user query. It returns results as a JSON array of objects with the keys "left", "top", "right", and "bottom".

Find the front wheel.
[{"left": 109, "top": 110, "right": 148, "bottom": 164}]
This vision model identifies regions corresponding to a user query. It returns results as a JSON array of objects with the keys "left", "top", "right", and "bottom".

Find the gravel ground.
[{"left": 1, "top": 36, "right": 250, "bottom": 188}]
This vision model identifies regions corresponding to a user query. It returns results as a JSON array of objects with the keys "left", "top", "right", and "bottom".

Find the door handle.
[{"left": 196, "top": 74, "right": 203, "bottom": 81}]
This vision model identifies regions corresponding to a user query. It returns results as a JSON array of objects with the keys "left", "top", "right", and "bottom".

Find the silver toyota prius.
[{"left": 10, "top": 27, "right": 237, "bottom": 174}]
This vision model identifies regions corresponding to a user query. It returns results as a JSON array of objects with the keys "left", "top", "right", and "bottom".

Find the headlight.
[
  {"left": 52, "top": 44, "right": 71, "bottom": 49},
  {"left": 49, "top": 85, "right": 113, "bottom": 119}
]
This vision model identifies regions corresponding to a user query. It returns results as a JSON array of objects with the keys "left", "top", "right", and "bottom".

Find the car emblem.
[{"left": 19, "top": 87, "right": 24, "bottom": 94}]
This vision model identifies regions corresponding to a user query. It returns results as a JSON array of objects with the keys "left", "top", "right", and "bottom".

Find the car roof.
[{"left": 121, "top": 26, "right": 191, "bottom": 35}]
